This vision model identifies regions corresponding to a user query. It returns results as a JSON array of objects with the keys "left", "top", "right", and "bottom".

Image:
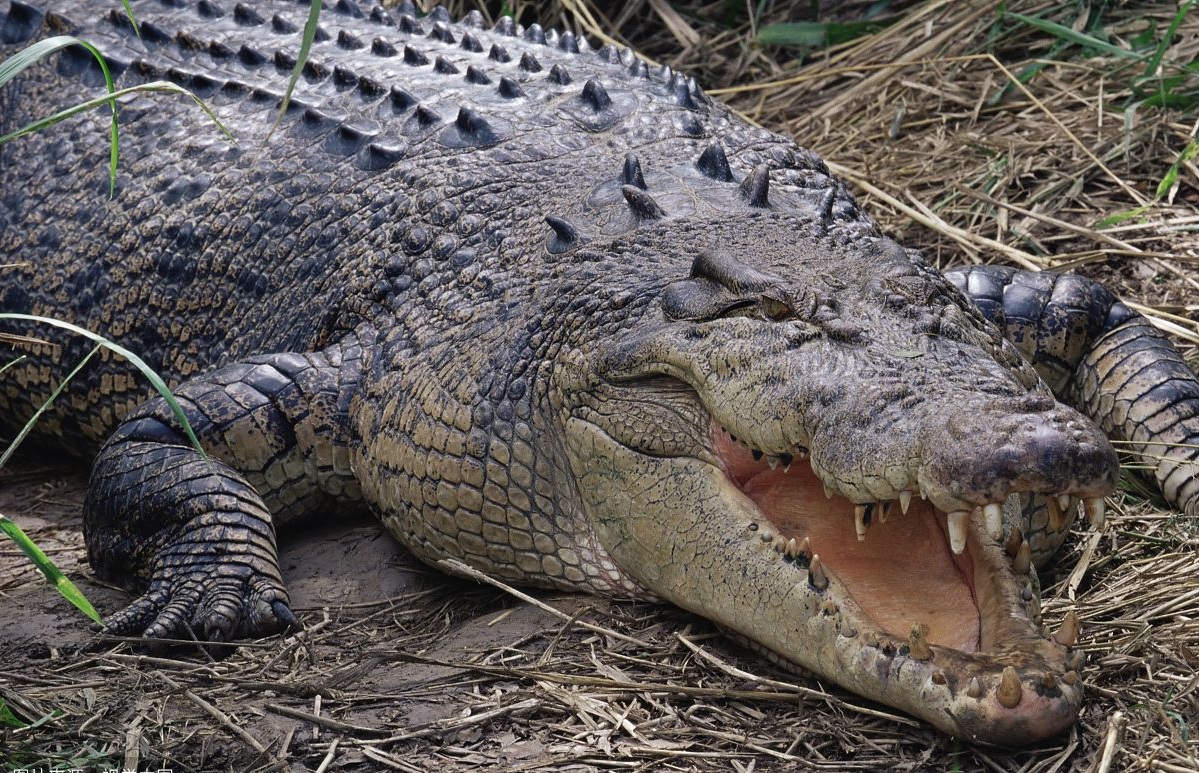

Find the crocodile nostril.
[{"left": 926, "top": 405, "right": 1120, "bottom": 506}]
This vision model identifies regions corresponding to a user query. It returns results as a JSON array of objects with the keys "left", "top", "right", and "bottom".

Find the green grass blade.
[
  {"left": 987, "top": 38, "right": 1070, "bottom": 105},
  {"left": 757, "top": 22, "right": 828, "bottom": 48},
  {"left": 757, "top": 19, "right": 893, "bottom": 48},
  {"left": 1155, "top": 139, "right": 1199, "bottom": 199},
  {"left": 0, "top": 345, "right": 101, "bottom": 471},
  {"left": 0, "top": 80, "right": 233, "bottom": 147},
  {"left": 1, "top": 37, "right": 233, "bottom": 192},
  {"left": 265, "top": 0, "right": 323, "bottom": 145},
  {"left": 0, "top": 353, "right": 27, "bottom": 377},
  {"left": 1005, "top": 11, "right": 1144, "bottom": 61},
  {"left": 1094, "top": 203, "right": 1151, "bottom": 229},
  {"left": 1145, "top": 0, "right": 1194, "bottom": 77},
  {"left": 119, "top": 0, "right": 141, "bottom": 40},
  {"left": 0, "top": 697, "right": 27, "bottom": 728},
  {"left": 17, "top": 706, "right": 64, "bottom": 731},
  {"left": 0, "top": 35, "right": 122, "bottom": 195},
  {"left": 0, "top": 514, "right": 101, "bottom": 625},
  {"left": 0, "top": 36, "right": 107, "bottom": 89},
  {"left": 0, "top": 313, "right": 207, "bottom": 458}
]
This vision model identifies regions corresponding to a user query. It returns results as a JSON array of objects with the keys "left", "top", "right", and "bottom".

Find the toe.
[
  {"left": 271, "top": 600, "right": 301, "bottom": 632},
  {"left": 101, "top": 588, "right": 169, "bottom": 637}
]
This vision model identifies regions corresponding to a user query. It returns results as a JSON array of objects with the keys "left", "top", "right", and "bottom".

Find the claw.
[
  {"left": 100, "top": 566, "right": 294, "bottom": 645},
  {"left": 271, "top": 600, "right": 302, "bottom": 632}
]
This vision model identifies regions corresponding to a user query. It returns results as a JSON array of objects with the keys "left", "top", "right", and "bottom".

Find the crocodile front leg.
[
  {"left": 84, "top": 341, "right": 364, "bottom": 641},
  {"left": 947, "top": 266, "right": 1199, "bottom": 518}
]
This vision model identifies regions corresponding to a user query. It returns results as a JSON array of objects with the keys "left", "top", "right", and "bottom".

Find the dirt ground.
[{"left": 3, "top": 0, "right": 1199, "bottom": 771}]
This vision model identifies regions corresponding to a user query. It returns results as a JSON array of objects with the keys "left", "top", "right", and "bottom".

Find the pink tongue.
[
  {"left": 713, "top": 430, "right": 979, "bottom": 651},
  {"left": 743, "top": 472, "right": 980, "bottom": 651}
]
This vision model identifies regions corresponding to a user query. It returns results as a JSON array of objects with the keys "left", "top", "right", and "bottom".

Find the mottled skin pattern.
[{"left": 2, "top": 0, "right": 1197, "bottom": 747}]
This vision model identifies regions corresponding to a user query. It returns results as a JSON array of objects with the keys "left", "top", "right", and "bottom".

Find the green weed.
[
  {"left": 756, "top": 1, "right": 897, "bottom": 51},
  {"left": 1000, "top": 3, "right": 1199, "bottom": 224},
  {"left": 0, "top": 35, "right": 121, "bottom": 194},
  {"left": 756, "top": 18, "right": 897, "bottom": 49},
  {"left": 267, "top": 0, "right": 324, "bottom": 142},
  {"left": 0, "top": 0, "right": 321, "bottom": 629},
  {"left": 0, "top": 696, "right": 27, "bottom": 728}
]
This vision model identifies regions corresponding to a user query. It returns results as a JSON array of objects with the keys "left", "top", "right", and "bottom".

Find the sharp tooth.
[
  {"left": 772, "top": 535, "right": 786, "bottom": 553},
  {"left": 966, "top": 677, "right": 982, "bottom": 698},
  {"left": 1057, "top": 494, "right": 1072, "bottom": 513},
  {"left": 1004, "top": 525, "right": 1023, "bottom": 557},
  {"left": 751, "top": 449, "right": 763, "bottom": 461},
  {"left": 1040, "top": 672, "right": 1057, "bottom": 689},
  {"left": 1052, "top": 610, "right": 1080, "bottom": 647},
  {"left": 947, "top": 511, "right": 969, "bottom": 554},
  {"left": 808, "top": 554, "right": 828, "bottom": 590},
  {"left": 878, "top": 501, "right": 891, "bottom": 523},
  {"left": 1084, "top": 497, "right": 1106, "bottom": 530},
  {"left": 779, "top": 452, "right": 793, "bottom": 471},
  {"left": 1013, "top": 541, "right": 1031, "bottom": 575},
  {"left": 983, "top": 503, "right": 1003, "bottom": 541},
  {"left": 784, "top": 537, "right": 799, "bottom": 557},
  {"left": 823, "top": 484, "right": 834, "bottom": 500},
  {"left": 798, "top": 536, "right": 812, "bottom": 558},
  {"left": 908, "top": 622, "right": 932, "bottom": 661},
  {"left": 899, "top": 490, "right": 912, "bottom": 514},
  {"left": 1046, "top": 496, "right": 1066, "bottom": 530},
  {"left": 997, "top": 666, "right": 1022, "bottom": 709},
  {"left": 854, "top": 504, "right": 870, "bottom": 542},
  {"left": 767, "top": 456, "right": 778, "bottom": 470}
]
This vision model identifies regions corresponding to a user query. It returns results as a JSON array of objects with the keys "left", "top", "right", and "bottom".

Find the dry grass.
[{"left": 3, "top": 0, "right": 1199, "bottom": 771}]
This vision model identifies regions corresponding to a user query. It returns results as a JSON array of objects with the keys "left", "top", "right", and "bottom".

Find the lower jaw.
[
  {"left": 755, "top": 511, "right": 1085, "bottom": 744},
  {"left": 841, "top": 530, "right": 1082, "bottom": 744}
]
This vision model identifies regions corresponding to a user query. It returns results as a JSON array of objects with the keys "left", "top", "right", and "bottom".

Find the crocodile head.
[{"left": 560, "top": 221, "right": 1117, "bottom": 745}]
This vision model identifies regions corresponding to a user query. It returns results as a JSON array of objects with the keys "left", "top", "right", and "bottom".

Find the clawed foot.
[{"left": 100, "top": 566, "right": 300, "bottom": 643}]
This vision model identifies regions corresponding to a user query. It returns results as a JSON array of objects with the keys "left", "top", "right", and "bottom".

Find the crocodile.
[{"left": 2, "top": 0, "right": 1197, "bottom": 747}]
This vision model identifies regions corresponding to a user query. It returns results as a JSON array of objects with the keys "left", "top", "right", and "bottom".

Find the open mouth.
[
  {"left": 708, "top": 422, "right": 1101, "bottom": 735},
  {"left": 715, "top": 426, "right": 986, "bottom": 652}
]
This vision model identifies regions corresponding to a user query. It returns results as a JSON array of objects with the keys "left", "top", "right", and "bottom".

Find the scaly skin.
[{"left": 1, "top": 0, "right": 1197, "bottom": 745}]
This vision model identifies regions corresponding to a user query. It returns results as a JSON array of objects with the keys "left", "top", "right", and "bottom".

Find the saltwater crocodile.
[{"left": 1, "top": 0, "right": 1197, "bottom": 746}]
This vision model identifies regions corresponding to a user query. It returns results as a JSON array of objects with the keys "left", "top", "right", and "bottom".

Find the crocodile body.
[{"left": 2, "top": 0, "right": 1198, "bottom": 746}]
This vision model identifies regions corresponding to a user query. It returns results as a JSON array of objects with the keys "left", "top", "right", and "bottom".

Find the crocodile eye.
[
  {"left": 759, "top": 290, "right": 792, "bottom": 321},
  {"left": 715, "top": 299, "right": 758, "bottom": 318}
]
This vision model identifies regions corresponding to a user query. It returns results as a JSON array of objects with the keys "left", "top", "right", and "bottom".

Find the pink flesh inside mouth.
[{"left": 713, "top": 429, "right": 982, "bottom": 653}]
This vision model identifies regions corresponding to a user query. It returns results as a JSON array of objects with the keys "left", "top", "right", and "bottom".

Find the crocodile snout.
[{"left": 921, "top": 403, "right": 1119, "bottom": 510}]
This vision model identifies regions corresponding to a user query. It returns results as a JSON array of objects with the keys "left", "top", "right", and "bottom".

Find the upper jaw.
[{"left": 713, "top": 390, "right": 1117, "bottom": 550}]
